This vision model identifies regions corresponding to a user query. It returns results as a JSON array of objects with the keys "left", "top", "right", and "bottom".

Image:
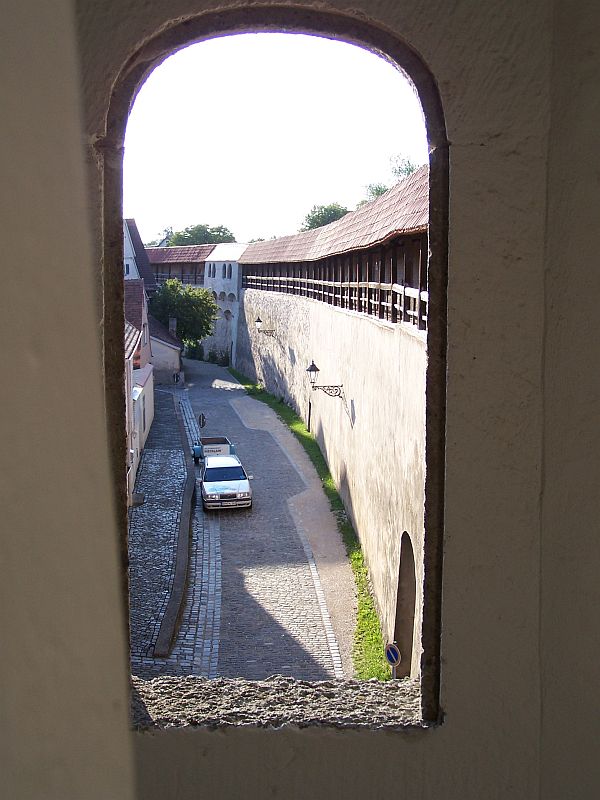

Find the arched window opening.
[{"left": 108, "top": 8, "right": 448, "bottom": 728}]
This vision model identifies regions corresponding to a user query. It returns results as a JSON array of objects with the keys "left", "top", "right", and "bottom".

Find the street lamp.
[
  {"left": 305, "top": 360, "right": 343, "bottom": 397},
  {"left": 255, "top": 316, "right": 276, "bottom": 337}
]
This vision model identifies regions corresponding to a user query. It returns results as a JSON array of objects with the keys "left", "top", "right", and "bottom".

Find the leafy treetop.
[
  {"left": 146, "top": 224, "right": 236, "bottom": 247},
  {"left": 300, "top": 203, "right": 349, "bottom": 231},
  {"left": 390, "top": 155, "right": 418, "bottom": 179},
  {"left": 167, "top": 224, "right": 236, "bottom": 246},
  {"left": 356, "top": 183, "right": 389, "bottom": 208},
  {"left": 149, "top": 279, "right": 218, "bottom": 344}
]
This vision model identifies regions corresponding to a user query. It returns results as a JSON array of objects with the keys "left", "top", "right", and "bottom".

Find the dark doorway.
[{"left": 393, "top": 532, "right": 416, "bottom": 678}]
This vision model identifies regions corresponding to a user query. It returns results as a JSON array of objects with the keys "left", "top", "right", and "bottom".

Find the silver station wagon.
[{"left": 200, "top": 454, "right": 253, "bottom": 511}]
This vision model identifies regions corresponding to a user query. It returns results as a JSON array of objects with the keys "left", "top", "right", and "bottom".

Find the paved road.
[{"left": 130, "top": 361, "right": 355, "bottom": 680}]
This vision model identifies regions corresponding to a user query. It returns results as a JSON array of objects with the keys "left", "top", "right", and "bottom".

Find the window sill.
[{"left": 131, "top": 675, "right": 425, "bottom": 731}]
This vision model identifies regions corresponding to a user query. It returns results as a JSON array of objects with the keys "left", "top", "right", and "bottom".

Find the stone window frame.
[{"left": 101, "top": 6, "right": 448, "bottom": 726}]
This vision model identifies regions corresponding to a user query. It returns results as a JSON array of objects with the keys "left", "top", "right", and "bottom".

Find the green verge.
[{"left": 228, "top": 368, "right": 390, "bottom": 681}]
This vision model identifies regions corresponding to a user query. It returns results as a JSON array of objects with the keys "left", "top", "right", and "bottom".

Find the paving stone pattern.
[
  {"left": 129, "top": 392, "right": 186, "bottom": 661},
  {"left": 130, "top": 365, "right": 346, "bottom": 681},
  {"left": 186, "top": 367, "right": 340, "bottom": 680}
]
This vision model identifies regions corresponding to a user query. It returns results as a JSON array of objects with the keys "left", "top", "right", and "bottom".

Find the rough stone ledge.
[{"left": 131, "top": 675, "right": 423, "bottom": 731}]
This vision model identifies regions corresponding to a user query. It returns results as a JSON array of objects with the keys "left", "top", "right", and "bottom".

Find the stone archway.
[{"left": 101, "top": 4, "right": 448, "bottom": 723}]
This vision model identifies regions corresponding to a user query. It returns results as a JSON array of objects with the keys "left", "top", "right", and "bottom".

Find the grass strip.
[{"left": 228, "top": 368, "right": 390, "bottom": 680}]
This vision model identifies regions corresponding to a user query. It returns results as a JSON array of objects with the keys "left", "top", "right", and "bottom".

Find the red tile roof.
[
  {"left": 124, "top": 279, "right": 145, "bottom": 332},
  {"left": 148, "top": 314, "right": 183, "bottom": 350},
  {"left": 146, "top": 245, "right": 216, "bottom": 264},
  {"left": 239, "top": 165, "right": 428, "bottom": 264},
  {"left": 125, "top": 320, "right": 141, "bottom": 360}
]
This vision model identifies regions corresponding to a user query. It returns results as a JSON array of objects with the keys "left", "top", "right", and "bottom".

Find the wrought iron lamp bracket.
[{"left": 312, "top": 384, "right": 343, "bottom": 398}]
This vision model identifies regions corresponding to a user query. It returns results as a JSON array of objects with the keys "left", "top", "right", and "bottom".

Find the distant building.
[
  {"left": 124, "top": 279, "right": 154, "bottom": 502},
  {"left": 145, "top": 244, "right": 215, "bottom": 287},
  {"left": 202, "top": 242, "right": 248, "bottom": 364},
  {"left": 149, "top": 314, "right": 184, "bottom": 384},
  {"left": 123, "top": 219, "right": 157, "bottom": 294}
]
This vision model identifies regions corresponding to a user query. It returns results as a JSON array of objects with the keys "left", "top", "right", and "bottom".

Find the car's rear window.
[{"left": 204, "top": 466, "right": 246, "bottom": 481}]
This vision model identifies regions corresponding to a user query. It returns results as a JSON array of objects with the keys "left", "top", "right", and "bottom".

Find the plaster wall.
[
  {"left": 151, "top": 338, "right": 182, "bottom": 381},
  {"left": 1, "top": 2, "right": 134, "bottom": 798},
  {"left": 236, "top": 289, "right": 426, "bottom": 672},
  {"left": 123, "top": 221, "right": 140, "bottom": 279},
  {"left": 203, "top": 260, "right": 241, "bottom": 359},
  {"left": 2, "top": 1, "right": 599, "bottom": 799}
]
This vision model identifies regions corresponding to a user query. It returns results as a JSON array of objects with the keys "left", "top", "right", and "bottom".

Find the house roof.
[
  {"left": 145, "top": 244, "right": 216, "bottom": 264},
  {"left": 206, "top": 243, "right": 248, "bottom": 262},
  {"left": 124, "top": 279, "right": 145, "bottom": 332},
  {"left": 239, "top": 165, "right": 429, "bottom": 265},
  {"left": 125, "top": 320, "right": 141, "bottom": 360},
  {"left": 124, "top": 219, "right": 157, "bottom": 292},
  {"left": 148, "top": 314, "right": 183, "bottom": 350}
]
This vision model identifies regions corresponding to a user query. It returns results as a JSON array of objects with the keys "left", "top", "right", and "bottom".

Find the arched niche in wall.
[
  {"left": 394, "top": 531, "right": 417, "bottom": 679},
  {"left": 227, "top": 292, "right": 236, "bottom": 302},
  {"left": 103, "top": 4, "right": 448, "bottom": 723}
]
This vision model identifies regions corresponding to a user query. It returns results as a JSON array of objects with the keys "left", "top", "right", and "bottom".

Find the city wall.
[{"left": 236, "top": 289, "right": 426, "bottom": 673}]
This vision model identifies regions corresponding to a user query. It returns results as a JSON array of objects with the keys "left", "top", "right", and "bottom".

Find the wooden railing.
[
  {"left": 155, "top": 273, "right": 204, "bottom": 286},
  {"left": 241, "top": 234, "right": 429, "bottom": 330},
  {"left": 242, "top": 273, "right": 427, "bottom": 329}
]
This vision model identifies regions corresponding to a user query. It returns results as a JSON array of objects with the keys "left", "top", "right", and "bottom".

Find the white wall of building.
[
  {"left": 123, "top": 221, "right": 140, "bottom": 280},
  {"left": 151, "top": 337, "right": 182, "bottom": 382},
  {"left": 203, "top": 243, "right": 246, "bottom": 362}
]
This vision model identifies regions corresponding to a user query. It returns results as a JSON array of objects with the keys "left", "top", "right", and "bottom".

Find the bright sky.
[{"left": 123, "top": 33, "right": 429, "bottom": 245}]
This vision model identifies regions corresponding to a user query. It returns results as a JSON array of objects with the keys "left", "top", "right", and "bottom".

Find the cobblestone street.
[{"left": 129, "top": 361, "right": 355, "bottom": 681}]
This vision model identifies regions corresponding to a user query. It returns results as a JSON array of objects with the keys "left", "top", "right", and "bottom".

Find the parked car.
[
  {"left": 192, "top": 436, "right": 235, "bottom": 465},
  {"left": 200, "top": 454, "right": 252, "bottom": 510}
]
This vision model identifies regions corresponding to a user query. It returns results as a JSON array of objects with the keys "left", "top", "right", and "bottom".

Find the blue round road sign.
[{"left": 385, "top": 642, "right": 402, "bottom": 667}]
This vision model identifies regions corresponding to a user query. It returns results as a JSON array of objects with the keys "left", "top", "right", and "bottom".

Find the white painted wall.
[
  {"left": 203, "top": 244, "right": 245, "bottom": 361},
  {"left": 151, "top": 337, "right": 182, "bottom": 380},
  {"left": 4, "top": 2, "right": 600, "bottom": 800},
  {"left": 123, "top": 221, "right": 140, "bottom": 279},
  {"left": 237, "top": 289, "right": 426, "bottom": 674}
]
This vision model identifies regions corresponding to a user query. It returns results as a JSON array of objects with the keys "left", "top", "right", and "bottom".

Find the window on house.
[{"left": 222, "top": 264, "right": 226, "bottom": 279}]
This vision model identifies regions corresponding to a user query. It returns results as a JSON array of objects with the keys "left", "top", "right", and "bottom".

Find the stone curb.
[{"left": 153, "top": 395, "right": 195, "bottom": 657}]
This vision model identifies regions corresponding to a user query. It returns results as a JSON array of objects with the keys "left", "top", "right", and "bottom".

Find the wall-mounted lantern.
[
  {"left": 255, "top": 316, "right": 276, "bottom": 337},
  {"left": 306, "top": 360, "right": 343, "bottom": 397}
]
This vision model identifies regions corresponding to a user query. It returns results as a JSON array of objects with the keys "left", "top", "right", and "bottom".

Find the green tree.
[
  {"left": 356, "top": 182, "right": 389, "bottom": 208},
  {"left": 300, "top": 203, "right": 348, "bottom": 231},
  {"left": 365, "top": 182, "right": 389, "bottom": 199},
  {"left": 145, "top": 226, "right": 173, "bottom": 247},
  {"left": 167, "top": 223, "right": 236, "bottom": 246},
  {"left": 390, "top": 155, "right": 419, "bottom": 179},
  {"left": 149, "top": 279, "right": 218, "bottom": 344}
]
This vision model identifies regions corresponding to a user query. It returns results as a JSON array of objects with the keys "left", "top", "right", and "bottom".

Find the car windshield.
[{"left": 204, "top": 466, "right": 246, "bottom": 482}]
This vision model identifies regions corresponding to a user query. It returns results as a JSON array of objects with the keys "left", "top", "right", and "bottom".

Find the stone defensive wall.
[{"left": 235, "top": 169, "right": 429, "bottom": 678}]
